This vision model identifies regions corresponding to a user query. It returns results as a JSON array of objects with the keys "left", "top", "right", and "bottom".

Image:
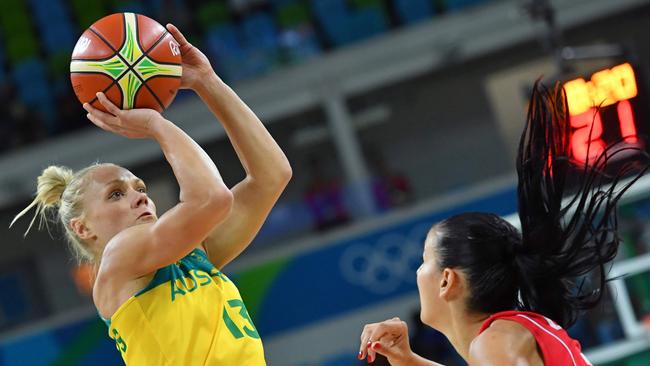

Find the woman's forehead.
[
  {"left": 88, "top": 165, "right": 138, "bottom": 187},
  {"left": 425, "top": 227, "right": 440, "bottom": 248}
]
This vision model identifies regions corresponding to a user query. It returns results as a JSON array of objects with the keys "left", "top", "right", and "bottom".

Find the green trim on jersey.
[{"left": 135, "top": 249, "right": 216, "bottom": 297}]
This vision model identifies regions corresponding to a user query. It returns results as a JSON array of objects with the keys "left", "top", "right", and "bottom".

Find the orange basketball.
[{"left": 70, "top": 13, "right": 182, "bottom": 113}]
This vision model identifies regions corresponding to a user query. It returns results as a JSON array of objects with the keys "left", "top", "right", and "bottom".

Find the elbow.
[
  {"left": 203, "top": 187, "right": 234, "bottom": 221},
  {"left": 278, "top": 160, "right": 293, "bottom": 186},
  {"left": 266, "top": 162, "right": 292, "bottom": 192},
  {"left": 272, "top": 156, "right": 293, "bottom": 187},
  {"left": 248, "top": 158, "right": 292, "bottom": 192},
  {"left": 213, "top": 188, "right": 234, "bottom": 213}
]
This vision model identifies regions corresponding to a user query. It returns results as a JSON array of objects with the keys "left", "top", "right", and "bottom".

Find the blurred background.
[{"left": 2, "top": 0, "right": 650, "bottom": 365}]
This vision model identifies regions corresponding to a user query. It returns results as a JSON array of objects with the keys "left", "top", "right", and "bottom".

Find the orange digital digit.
[
  {"left": 590, "top": 68, "right": 617, "bottom": 108},
  {"left": 570, "top": 108, "right": 605, "bottom": 163},
  {"left": 611, "top": 63, "right": 637, "bottom": 101},
  {"left": 564, "top": 78, "right": 591, "bottom": 116},
  {"left": 617, "top": 100, "right": 638, "bottom": 143}
]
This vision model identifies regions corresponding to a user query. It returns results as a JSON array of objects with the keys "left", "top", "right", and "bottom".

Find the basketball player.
[
  {"left": 10, "top": 24, "right": 291, "bottom": 365},
  {"left": 358, "top": 84, "right": 648, "bottom": 365}
]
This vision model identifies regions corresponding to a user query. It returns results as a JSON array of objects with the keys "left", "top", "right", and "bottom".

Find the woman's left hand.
[{"left": 166, "top": 23, "right": 214, "bottom": 90}]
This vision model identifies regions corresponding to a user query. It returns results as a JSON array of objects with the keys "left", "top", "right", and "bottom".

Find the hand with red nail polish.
[{"left": 358, "top": 317, "right": 427, "bottom": 366}]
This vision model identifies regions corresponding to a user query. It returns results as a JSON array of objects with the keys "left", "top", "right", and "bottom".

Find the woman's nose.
[{"left": 133, "top": 191, "right": 148, "bottom": 208}]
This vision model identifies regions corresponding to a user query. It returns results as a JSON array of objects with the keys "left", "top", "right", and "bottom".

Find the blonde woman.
[{"left": 11, "top": 24, "right": 291, "bottom": 365}]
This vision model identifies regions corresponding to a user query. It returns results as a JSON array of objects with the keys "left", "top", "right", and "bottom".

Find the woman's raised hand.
[
  {"left": 359, "top": 317, "right": 415, "bottom": 365},
  {"left": 84, "top": 92, "right": 162, "bottom": 139},
  {"left": 165, "top": 23, "right": 213, "bottom": 91}
]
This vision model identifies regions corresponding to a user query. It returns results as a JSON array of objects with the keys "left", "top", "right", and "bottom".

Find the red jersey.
[{"left": 478, "top": 311, "right": 592, "bottom": 366}]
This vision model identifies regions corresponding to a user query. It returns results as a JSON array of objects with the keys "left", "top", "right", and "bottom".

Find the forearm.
[
  {"left": 194, "top": 72, "right": 291, "bottom": 186},
  {"left": 151, "top": 117, "right": 228, "bottom": 202}
]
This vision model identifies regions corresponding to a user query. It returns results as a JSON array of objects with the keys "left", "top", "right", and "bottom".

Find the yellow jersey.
[{"left": 101, "top": 248, "right": 266, "bottom": 365}]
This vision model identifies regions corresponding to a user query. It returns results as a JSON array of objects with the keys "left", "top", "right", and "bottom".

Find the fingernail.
[
  {"left": 367, "top": 354, "right": 374, "bottom": 363},
  {"left": 367, "top": 341, "right": 372, "bottom": 347},
  {"left": 357, "top": 351, "right": 363, "bottom": 359},
  {"left": 373, "top": 343, "right": 381, "bottom": 350}
]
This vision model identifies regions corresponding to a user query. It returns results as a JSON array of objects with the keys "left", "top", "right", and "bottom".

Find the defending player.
[{"left": 358, "top": 83, "right": 648, "bottom": 365}]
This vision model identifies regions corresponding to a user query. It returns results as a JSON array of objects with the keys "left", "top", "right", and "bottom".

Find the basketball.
[{"left": 70, "top": 13, "right": 182, "bottom": 113}]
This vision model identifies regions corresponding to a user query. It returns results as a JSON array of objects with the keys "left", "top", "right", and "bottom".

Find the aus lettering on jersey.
[{"left": 170, "top": 268, "right": 229, "bottom": 302}]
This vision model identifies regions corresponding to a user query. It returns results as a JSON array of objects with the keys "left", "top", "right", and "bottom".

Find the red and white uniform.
[{"left": 478, "top": 311, "right": 592, "bottom": 366}]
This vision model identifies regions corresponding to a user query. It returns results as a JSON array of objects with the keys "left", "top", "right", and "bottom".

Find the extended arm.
[
  {"left": 167, "top": 24, "right": 291, "bottom": 269},
  {"left": 196, "top": 73, "right": 291, "bottom": 268}
]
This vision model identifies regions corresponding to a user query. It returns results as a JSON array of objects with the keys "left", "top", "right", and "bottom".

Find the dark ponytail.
[
  {"left": 435, "top": 82, "right": 649, "bottom": 328},
  {"left": 515, "top": 81, "right": 649, "bottom": 327}
]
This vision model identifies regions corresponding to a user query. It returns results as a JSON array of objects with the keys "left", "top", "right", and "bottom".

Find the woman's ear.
[
  {"left": 439, "top": 268, "right": 462, "bottom": 301},
  {"left": 70, "top": 217, "right": 94, "bottom": 240}
]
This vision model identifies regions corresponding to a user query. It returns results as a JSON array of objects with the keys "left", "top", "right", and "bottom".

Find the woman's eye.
[
  {"left": 109, "top": 191, "right": 123, "bottom": 199},
  {"left": 138, "top": 187, "right": 147, "bottom": 193}
]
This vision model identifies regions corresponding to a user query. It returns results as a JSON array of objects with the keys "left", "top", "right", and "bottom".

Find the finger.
[
  {"left": 367, "top": 348, "right": 375, "bottom": 363},
  {"left": 95, "top": 92, "right": 121, "bottom": 116},
  {"left": 359, "top": 326, "right": 373, "bottom": 360},
  {"left": 166, "top": 23, "right": 189, "bottom": 46},
  {"left": 84, "top": 102, "right": 116, "bottom": 124},
  {"left": 361, "top": 339, "right": 373, "bottom": 361},
  {"left": 365, "top": 327, "right": 391, "bottom": 363},
  {"left": 86, "top": 112, "right": 112, "bottom": 132},
  {"left": 87, "top": 113, "right": 130, "bottom": 137},
  {"left": 360, "top": 325, "right": 372, "bottom": 343},
  {"left": 369, "top": 339, "right": 398, "bottom": 359}
]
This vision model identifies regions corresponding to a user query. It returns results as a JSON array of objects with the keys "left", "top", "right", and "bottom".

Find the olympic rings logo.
[{"left": 339, "top": 222, "right": 431, "bottom": 294}]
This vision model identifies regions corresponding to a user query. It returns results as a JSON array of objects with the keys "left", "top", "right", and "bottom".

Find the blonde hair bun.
[
  {"left": 10, "top": 165, "right": 74, "bottom": 235},
  {"left": 36, "top": 166, "right": 74, "bottom": 207}
]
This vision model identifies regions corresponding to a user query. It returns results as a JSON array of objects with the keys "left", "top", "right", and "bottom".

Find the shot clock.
[{"left": 562, "top": 62, "right": 649, "bottom": 164}]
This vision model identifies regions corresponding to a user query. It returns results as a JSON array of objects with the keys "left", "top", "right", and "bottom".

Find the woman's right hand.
[
  {"left": 359, "top": 317, "right": 416, "bottom": 365},
  {"left": 84, "top": 92, "right": 162, "bottom": 139}
]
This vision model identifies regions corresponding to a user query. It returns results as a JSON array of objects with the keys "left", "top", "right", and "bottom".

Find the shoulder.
[
  {"left": 469, "top": 319, "right": 542, "bottom": 366},
  {"left": 94, "top": 223, "right": 158, "bottom": 293}
]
